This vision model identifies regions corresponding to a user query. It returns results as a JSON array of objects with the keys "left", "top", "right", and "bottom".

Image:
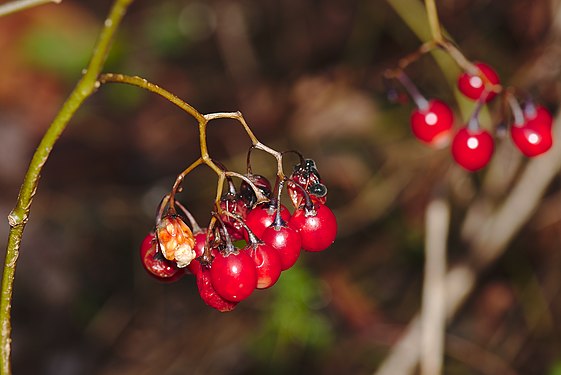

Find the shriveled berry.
[
  {"left": 140, "top": 233, "right": 184, "bottom": 282},
  {"left": 240, "top": 174, "right": 273, "bottom": 208},
  {"left": 451, "top": 127, "right": 494, "bottom": 171},
  {"left": 289, "top": 203, "right": 337, "bottom": 252},
  {"left": 210, "top": 250, "right": 257, "bottom": 302},
  {"left": 287, "top": 158, "right": 327, "bottom": 208},
  {"left": 220, "top": 194, "right": 248, "bottom": 241},
  {"left": 197, "top": 267, "right": 238, "bottom": 312},
  {"left": 156, "top": 215, "right": 196, "bottom": 268},
  {"left": 410, "top": 99, "right": 453, "bottom": 147}
]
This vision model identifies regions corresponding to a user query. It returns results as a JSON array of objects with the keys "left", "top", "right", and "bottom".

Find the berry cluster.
[
  {"left": 386, "top": 43, "right": 553, "bottom": 172},
  {"left": 140, "top": 145, "right": 337, "bottom": 312}
]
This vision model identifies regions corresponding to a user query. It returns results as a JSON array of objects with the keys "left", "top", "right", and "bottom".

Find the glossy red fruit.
[
  {"left": 197, "top": 267, "right": 238, "bottom": 312},
  {"left": 410, "top": 99, "right": 454, "bottom": 147},
  {"left": 457, "top": 62, "right": 500, "bottom": 102},
  {"left": 186, "top": 230, "right": 207, "bottom": 276},
  {"left": 451, "top": 127, "right": 494, "bottom": 171},
  {"left": 245, "top": 243, "right": 282, "bottom": 289},
  {"left": 210, "top": 250, "right": 257, "bottom": 302},
  {"left": 289, "top": 203, "right": 337, "bottom": 252},
  {"left": 511, "top": 106, "right": 553, "bottom": 157},
  {"left": 261, "top": 224, "right": 302, "bottom": 270},
  {"left": 244, "top": 203, "right": 291, "bottom": 239},
  {"left": 140, "top": 233, "right": 184, "bottom": 282}
]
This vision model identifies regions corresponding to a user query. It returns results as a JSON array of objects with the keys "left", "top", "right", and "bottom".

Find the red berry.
[
  {"left": 186, "top": 230, "right": 207, "bottom": 276},
  {"left": 289, "top": 203, "right": 337, "bottom": 252},
  {"left": 457, "top": 62, "right": 500, "bottom": 102},
  {"left": 261, "top": 224, "right": 302, "bottom": 270},
  {"left": 451, "top": 127, "right": 494, "bottom": 171},
  {"left": 210, "top": 250, "right": 257, "bottom": 302},
  {"left": 511, "top": 106, "right": 553, "bottom": 157},
  {"left": 140, "top": 233, "right": 184, "bottom": 282},
  {"left": 244, "top": 203, "right": 291, "bottom": 239},
  {"left": 196, "top": 267, "right": 238, "bottom": 312},
  {"left": 245, "top": 243, "right": 282, "bottom": 289},
  {"left": 410, "top": 99, "right": 454, "bottom": 147}
]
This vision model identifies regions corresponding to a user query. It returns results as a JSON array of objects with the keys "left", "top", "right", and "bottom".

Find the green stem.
[
  {"left": 0, "top": 0, "right": 133, "bottom": 373},
  {"left": 0, "top": 0, "right": 60, "bottom": 17},
  {"left": 424, "top": 0, "right": 443, "bottom": 43}
]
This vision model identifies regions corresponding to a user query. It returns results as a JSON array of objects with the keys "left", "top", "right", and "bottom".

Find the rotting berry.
[
  {"left": 287, "top": 158, "right": 327, "bottom": 208},
  {"left": 156, "top": 214, "right": 196, "bottom": 268},
  {"left": 240, "top": 174, "right": 272, "bottom": 208}
]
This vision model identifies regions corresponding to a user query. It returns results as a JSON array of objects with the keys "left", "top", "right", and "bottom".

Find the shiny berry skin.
[
  {"left": 289, "top": 203, "right": 337, "bottom": 252},
  {"left": 410, "top": 99, "right": 454, "bottom": 147},
  {"left": 451, "top": 127, "right": 494, "bottom": 171},
  {"left": 261, "top": 224, "right": 302, "bottom": 270},
  {"left": 511, "top": 106, "right": 553, "bottom": 157},
  {"left": 186, "top": 230, "right": 207, "bottom": 276},
  {"left": 244, "top": 203, "right": 291, "bottom": 239},
  {"left": 210, "top": 250, "right": 257, "bottom": 302},
  {"left": 245, "top": 243, "right": 282, "bottom": 289},
  {"left": 197, "top": 267, "right": 238, "bottom": 312},
  {"left": 140, "top": 233, "right": 184, "bottom": 282},
  {"left": 457, "top": 62, "right": 500, "bottom": 102}
]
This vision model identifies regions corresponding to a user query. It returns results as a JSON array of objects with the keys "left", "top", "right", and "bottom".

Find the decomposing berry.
[{"left": 156, "top": 215, "right": 196, "bottom": 268}]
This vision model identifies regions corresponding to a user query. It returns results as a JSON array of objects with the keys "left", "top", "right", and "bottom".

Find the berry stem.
[
  {"left": 396, "top": 72, "right": 429, "bottom": 111},
  {"left": 467, "top": 97, "right": 486, "bottom": 132},
  {"left": 505, "top": 92, "right": 525, "bottom": 127},
  {"left": 175, "top": 201, "right": 203, "bottom": 234},
  {"left": 1, "top": 0, "right": 134, "bottom": 372},
  {"left": 272, "top": 179, "right": 287, "bottom": 227},
  {"left": 168, "top": 157, "right": 205, "bottom": 213}
]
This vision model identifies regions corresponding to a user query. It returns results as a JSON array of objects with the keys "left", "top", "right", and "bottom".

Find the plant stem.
[
  {"left": 0, "top": 0, "right": 60, "bottom": 17},
  {"left": 0, "top": 0, "right": 133, "bottom": 373}
]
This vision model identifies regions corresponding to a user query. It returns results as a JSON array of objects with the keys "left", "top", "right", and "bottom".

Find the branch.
[{"left": 0, "top": 0, "right": 133, "bottom": 373}]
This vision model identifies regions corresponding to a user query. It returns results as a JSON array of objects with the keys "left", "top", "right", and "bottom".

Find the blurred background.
[{"left": 1, "top": 0, "right": 561, "bottom": 373}]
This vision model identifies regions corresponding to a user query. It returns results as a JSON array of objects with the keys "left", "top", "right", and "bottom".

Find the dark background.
[{"left": 1, "top": 0, "right": 561, "bottom": 374}]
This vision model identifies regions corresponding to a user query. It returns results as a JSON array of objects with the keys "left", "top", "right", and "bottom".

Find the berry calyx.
[
  {"left": 511, "top": 105, "right": 553, "bottom": 157},
  {"left": 410, "top": 99, "right": 454, "bottom": 147},
  {"left": 197, "top": 267, "right": 238, "bottom": 312},
  {"left": 140, "top": 233, "right": 184, "bottom": 282},
  {"left": 457, "top": 62, "right": 500, "bottom": 102},
  {"left": 209, "top": 249, "right": 257, "bottom": 302},
  {"left": 451, "top": 127, "right": 494, "bottom": 171},
  {"left": 289, "top": 203, "right": 337, "bottom": 252}
]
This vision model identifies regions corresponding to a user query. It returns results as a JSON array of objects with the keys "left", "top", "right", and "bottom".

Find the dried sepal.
[{"left": 156, "top": 214, "right": 196, "bottom": 268}]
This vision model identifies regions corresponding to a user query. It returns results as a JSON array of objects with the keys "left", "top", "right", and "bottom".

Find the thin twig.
[
  {"left": 0, "top": 0, "right": 59, "bottom": 17},
  {"left": 0, "top": 0, "right": 133, "bottom": 373}
]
